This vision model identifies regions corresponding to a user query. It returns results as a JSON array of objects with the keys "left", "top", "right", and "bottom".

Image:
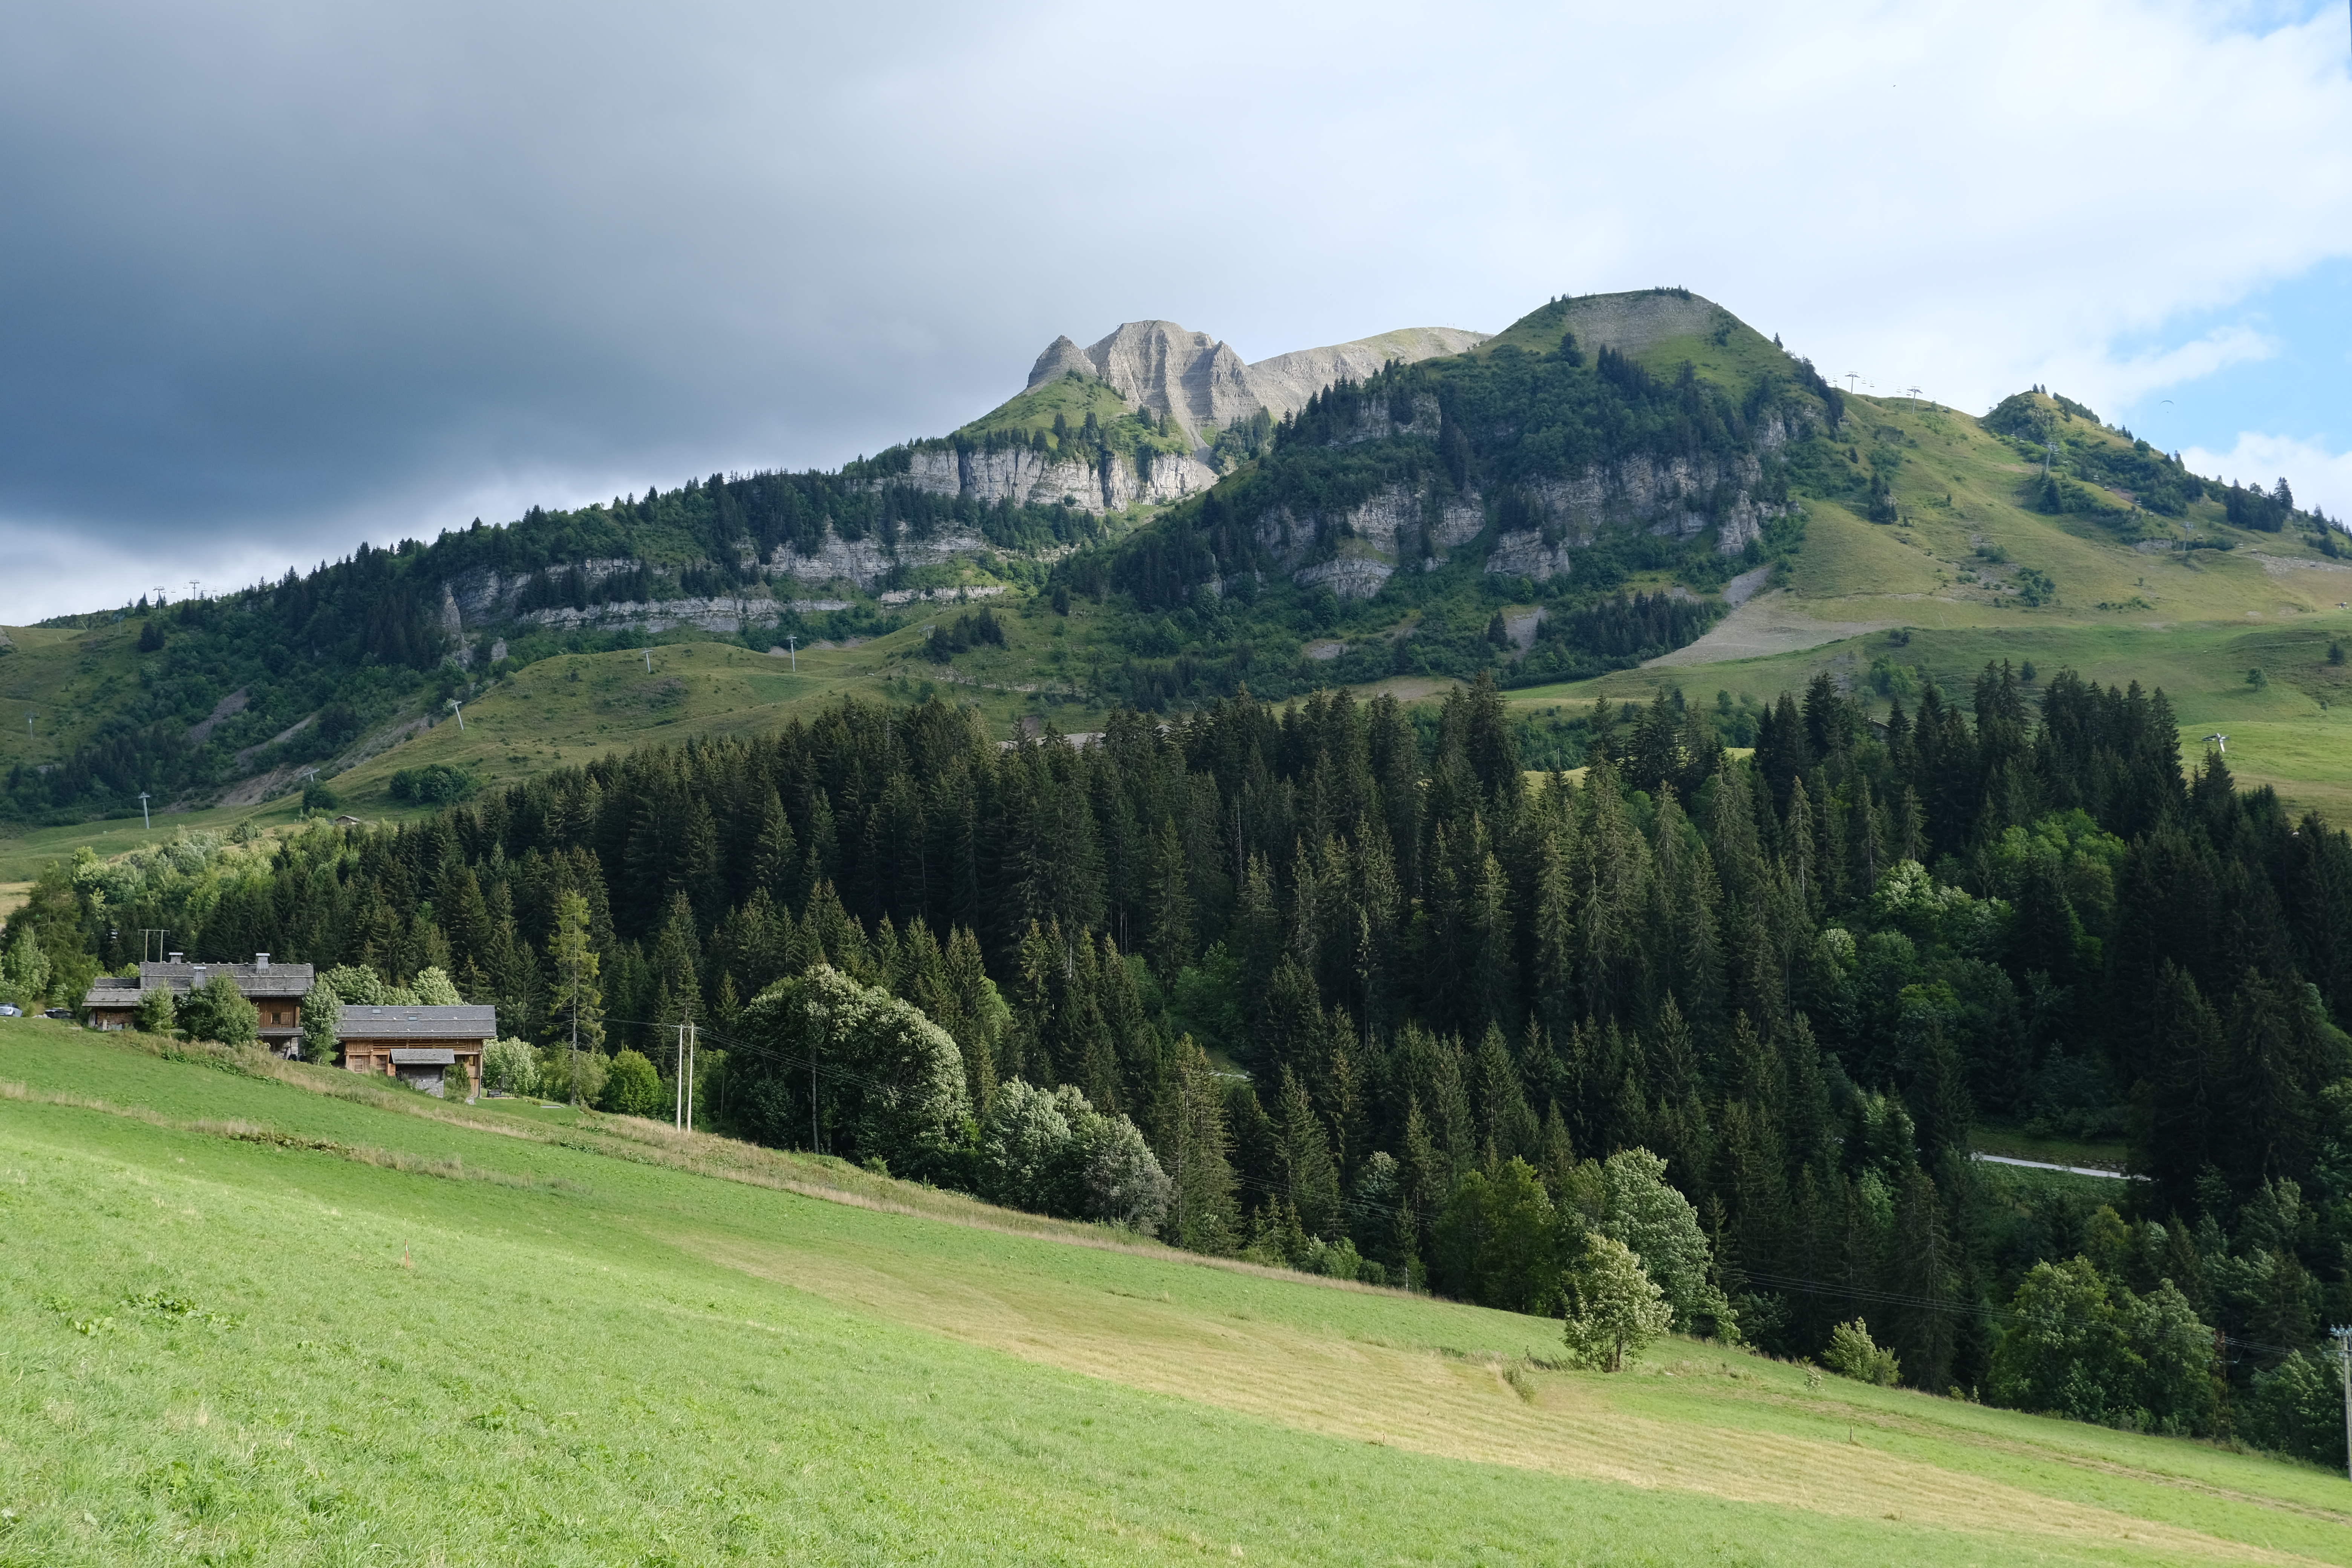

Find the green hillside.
[{"left": 6, "top": 1020, "right": 2348, "bottom": 1566}]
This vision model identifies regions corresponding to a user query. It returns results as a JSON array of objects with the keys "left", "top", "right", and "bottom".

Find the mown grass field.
[{"left": 3, "top": 1018, "right": 2347, "bottom": 1566}]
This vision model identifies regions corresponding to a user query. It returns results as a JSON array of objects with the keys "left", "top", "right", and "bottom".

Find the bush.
[
  {"left": 1822, "top": 1318, "right": 1901, "bottom": 1386},
  {"left": 976, "top": 1077, "right": 1171, "bottom": 1232},
  {"left": 300, "top": 778, "right": 341, "bottom": 813},
  {"left": 539, "top": 1044, "right": 607, "bottom": 1107},
  {"left": 2244, "top": 1350, "right": 2349, "bottom": 1468},
  {"left": 134, "top": 986, "right": 179, "bottom": 1035},
  {"left": 388, "top": 764, "right": 479, "bottom": 805},
  {"left": 178, "top": 973, "right": 258, "bottom": 1047},
  {"left": 482, "top": 1037, "right": 539, "bottom": 1097},
  {"left": 600, "top": 1049, "right": 665, "bottom": 1116}
]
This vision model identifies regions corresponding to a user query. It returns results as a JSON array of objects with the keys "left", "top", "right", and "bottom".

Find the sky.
[{"left": 2, "top": 0, "right": 2348, "bottom": 619}]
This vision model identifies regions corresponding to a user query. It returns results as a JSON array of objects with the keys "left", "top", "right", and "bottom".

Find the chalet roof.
[
  {"left": 132, "top": 960, "right": 314, "bottom": 998},
  {"left": 337, "top": 1005, "right": 496, "bottom": 1041},
  {"left": 81, "top": 961, "right": 315, "bottom": 1010}
]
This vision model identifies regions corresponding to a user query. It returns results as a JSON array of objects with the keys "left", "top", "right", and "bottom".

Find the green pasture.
[
  {"left": 1510, "top": 613, "right": 2352, "bottom": 819},
  {"left": 1, "top": 1019, "right": 2347, "bottom": 1565},
  {"left": 0, "top": 615, "right": 1121, "bottom": 880}
]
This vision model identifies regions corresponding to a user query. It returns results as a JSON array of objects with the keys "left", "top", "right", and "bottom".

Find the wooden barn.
[{"left": 337, "top": 1004, "right": 497, "bottom": 1099}]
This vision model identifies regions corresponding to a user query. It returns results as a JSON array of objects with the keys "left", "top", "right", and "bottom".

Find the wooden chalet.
[{"left": 81, "top": 953, "right": 314, "bottom": 1053}]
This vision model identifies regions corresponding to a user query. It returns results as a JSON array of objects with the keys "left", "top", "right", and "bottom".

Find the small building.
[
  {"left": 82, "top": 953, "right": 314, "bottom": 1053},
  {"left": 337, "top": 1005, "right": 496, "bottom": 1099}
]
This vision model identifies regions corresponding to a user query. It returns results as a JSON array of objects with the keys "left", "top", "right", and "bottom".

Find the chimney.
[
  {"left": 254, "top": 952, "right": 270, "bottom": 971},
  {"left": 167, "top": 951, "right": 184, "bottom": 963}
]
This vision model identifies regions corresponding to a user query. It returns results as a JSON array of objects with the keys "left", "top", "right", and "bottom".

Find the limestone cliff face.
[
  {"left": 517, "top": 594, "right": 848, "bottom": 636},
  {"left": 1245, "top": 327, "right": 1488, "bottom": 419},
  {"left": 1235, "top": 443, "right": 1778, "bottom": 600},
  {"left": 1021, "top": 319, "right": 1490, "bottom": 446},
  {"left": 895, "top": 443, "right": 1219, "bottom": 511},
  {"left": 766, "top": 524, "right": 988, "bottom": 591}
]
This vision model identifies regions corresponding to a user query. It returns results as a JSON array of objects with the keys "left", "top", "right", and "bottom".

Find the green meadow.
[{"left": 3, "top": 1018, "right": 2347, "bottom": 1566}]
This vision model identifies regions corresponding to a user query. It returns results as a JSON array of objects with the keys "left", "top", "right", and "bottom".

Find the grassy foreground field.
[{"left": 3, "top": 1021, "right": 2347, "bottom": 1565}]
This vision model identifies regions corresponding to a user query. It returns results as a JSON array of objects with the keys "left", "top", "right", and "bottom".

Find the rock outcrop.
[
  {"left": 1245, "top": 327, "right": 1488, "bottom": 420},
  {"left": 766, "top": 524, "right": 988, "bottom": 591},
  {"left": 1021, "top": 319, "right": 1490, "bottom": 447},
  {"left": 896, "top": 444, "right": 1220, "bottom": 511}
]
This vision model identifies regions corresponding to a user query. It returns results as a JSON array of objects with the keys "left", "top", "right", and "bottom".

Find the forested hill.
[
  {"left": 13, "top": 663, "right": 2352, "bottom": 1462},
  {"left": 3, "top": 467, "right": 1102, "bottom": 824}
]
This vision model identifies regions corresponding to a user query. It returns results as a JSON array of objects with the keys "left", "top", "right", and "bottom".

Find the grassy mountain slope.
[
  {"left": 1499, "top": 381, "right": 2352, "bottom": 810},
  {"left": 6, "top": 1019, "right": 2347, "bottom": 1566}
]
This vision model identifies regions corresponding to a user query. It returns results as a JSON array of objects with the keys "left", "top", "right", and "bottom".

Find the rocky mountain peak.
[{"left": 1020, "top": 318, "right": 1491, "bottom": 446}]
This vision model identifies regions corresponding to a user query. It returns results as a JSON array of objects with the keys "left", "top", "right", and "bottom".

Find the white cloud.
[
  {"left": 2182, "top": 432, "right": 2352, "bottom": 521},
  {"left": 2, "top": 0, "right": 2350, "bottom": 616}
]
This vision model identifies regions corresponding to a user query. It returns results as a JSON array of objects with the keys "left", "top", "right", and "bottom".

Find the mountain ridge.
[{"left": 1020, "top": 319, "right": 1490, "bottom": 446}]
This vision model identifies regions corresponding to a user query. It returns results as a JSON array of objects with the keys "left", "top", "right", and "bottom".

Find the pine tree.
[
  {"left": 547, "top": 889, "right": 605, "bottom": 1103},
  {"left": 1277, "top": 1066, "right": 1344, "bottom": 1241},
  {"left": 1144, "top": 815, "right": 1194, "bottom": 978},
  {"left": 1155, "top": 1038, "right": 1238, "bottom": 1254}
]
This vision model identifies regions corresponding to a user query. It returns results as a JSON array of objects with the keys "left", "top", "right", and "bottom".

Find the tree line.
[{"left": 10, "top": 665, "right": 2351, "bottom": 1461}]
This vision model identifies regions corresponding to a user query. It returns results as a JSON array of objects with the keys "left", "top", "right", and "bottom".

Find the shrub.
[
  {"left": 134, "top": 986, "right": 179, "bottom": 1035},
  {"left": 178, "top": 974, "right": 258, "bottom": 1047},
  {"left": 482, "top": 1037, "right": 539, "bottom": 1097},
  {"left": 387, "top": 764, "right": 479, "bottom": 805},
  {"left": 977, "top": 1077, "right": 1171, "bottom": 1232},
  {"left": 538, "top": 1044, "right": 607, "bottom": 1107},
  {"left": 600, "top": 1049, "right": 664, "bottom": 1116},
  {"left": 1822, "top": 1318, "right": 1901, "bottom": 1386},
  {"left": 2244, "top": 1350, "right": 2349, "bottom": 1468}
]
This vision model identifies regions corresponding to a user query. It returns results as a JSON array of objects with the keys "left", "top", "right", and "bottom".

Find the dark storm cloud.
[{"left": 3, "top": 1, "right": 2347, "bottom": 614}]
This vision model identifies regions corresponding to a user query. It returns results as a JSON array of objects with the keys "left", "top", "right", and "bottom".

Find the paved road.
[{"left": 1971, "top": 1151, "right": 2142, "bottom": 1181}]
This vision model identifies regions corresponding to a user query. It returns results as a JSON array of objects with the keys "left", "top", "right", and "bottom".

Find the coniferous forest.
[{"left": 11, "top": 665, "right": 2352, "bottom": 1463}]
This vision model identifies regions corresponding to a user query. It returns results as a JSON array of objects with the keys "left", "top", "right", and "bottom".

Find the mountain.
[
  {"left": 1022, "top": 319, "right": 1489, "bottom": 441},
  {"left": 5, "top": 287, "right": 2349, "bottom": 833},
  {"left": 879, "top": 319, "right": 1488, "bottom": 515}
]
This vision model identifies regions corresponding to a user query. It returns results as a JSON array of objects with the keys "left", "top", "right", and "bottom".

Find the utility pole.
[
  {"left": 447, "top": 699, "right": 464, "bottom": 731},
  {"left": 786, "top": 634, "right": 797, "bottom": 673},
  {"left": 686, "top": 1018, "right": 695, "bottom": 1132},
  {"left": 1845, "top": 372, "right": 1861, "bottom": 392},
  {"left": 568, "top": 950, "right": 581, "bottom": 1109},
  {"left": 2332, "top": 1324, "right": 2351, "bottom": 1482},
  {"left": 138, "top": 790, "right": 151, "bottom": 830},
  {"left": 675, "top": 1021, "right": 686, "bottom": 1128},
  {"left": 642, "top": 646, "right": 652, "bottom": 673}
]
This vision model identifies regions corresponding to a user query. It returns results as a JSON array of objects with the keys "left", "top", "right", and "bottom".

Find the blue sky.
[
  {"left": 2112, "top": 257, "right": 2352, "bottom": 514},
  {"left": 1, "top": 0, "right": 2347, "bottom": 616}
]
